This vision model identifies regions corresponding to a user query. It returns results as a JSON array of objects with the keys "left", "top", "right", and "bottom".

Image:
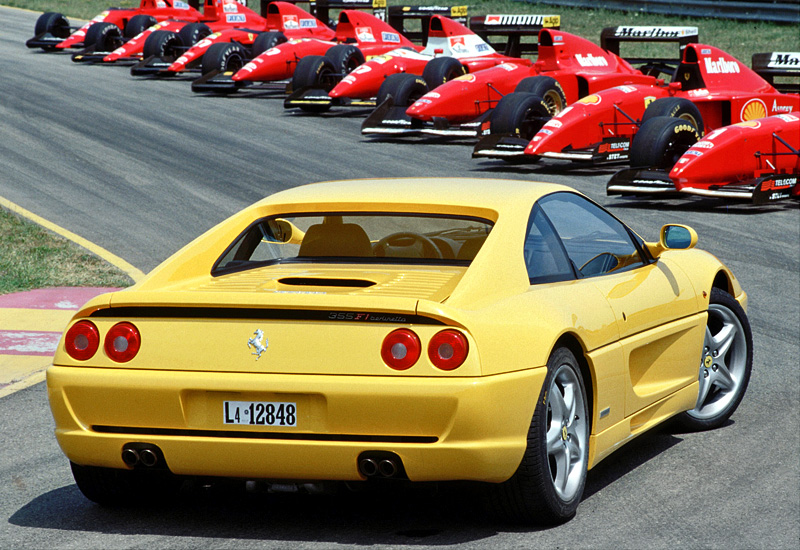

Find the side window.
[
  {"left": 525, "top": 204, "right": 575, "bottom": 284},
  {"left": 538, "top": 192, "right": 646, "bottom": 278}
]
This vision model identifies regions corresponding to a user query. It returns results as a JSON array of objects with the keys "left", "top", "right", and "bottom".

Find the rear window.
[{"left": 213, "top": 213, "right": 494, "bottom": 275}]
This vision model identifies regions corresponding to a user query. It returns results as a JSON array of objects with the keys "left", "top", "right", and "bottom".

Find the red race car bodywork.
[
  {"left": 100, "top": 0, "right": 274, "bottom": 64},
  {"left": 361, "top": 25, "right": 696, "bottom": 137},
  {"left": 328, "top": 15, "right": 537, "bottom": 101},
  {"left": 125, "top": 2, "right": 334, "bottom": 75},
  {"left": 26, "top": 0, "right": 204, "bottom": 52},
  {"left": 192, "top": 9, "right": 417, "bottom": 93},
  {"left": 524, "top": 45, "right": 800, "bottom": 164},
  {"left": 606, "top": 113, "right": 800, "bottom": 204}
]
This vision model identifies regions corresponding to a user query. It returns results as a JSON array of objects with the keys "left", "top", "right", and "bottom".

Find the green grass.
[
  {"left": 0, "top": 208, "right": 134, "bottom": 295},
  {"left": 7, "top": 0, "right": 799, "bottom": 62}
]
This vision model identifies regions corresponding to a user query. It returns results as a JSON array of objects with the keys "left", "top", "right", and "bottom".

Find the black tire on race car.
[
  {"left": 421, "top": 56, "right": 466, "bottom": 89},
  {"left": 124, "top": 14, "right": 157, "bottom": 39},
  {"left": 201, "top": 42, "right": 248, "bottom": 75},
  {"left": 487, "top": 346, "right": 590, "bottom": 524},
  {"left": 251, "top": 31, "right": 286, "bottom": 57},
  {"left": 291, "top": 56, "right": 338, "bottom": 112},
  {"left": 514, "top": 76, "right": 567, "bottom": 116},
  {"left": 641, "top": 97, "right": 704, "bottom": 135},
  {"left": 35, "top": 12, "right": 70, "bottom": 38},
  {"left": 70, "top": 462, "right": 181, "bottom": 507},
  {"left": 142, "top": 30, "right": 183, "bottom": 60},
  {"left": 324, "top": 44, "right": 366, "bottom": 76},
  {"left": 675, "top": 287, "right": 753, "bottom": 431},
  {"left": 629, "top": 116, "right": 700, "bottom": 169},
  {"left": 178, "top": 22, "right": 212, "bottom": 47},
  {"left": 489, "top": 92, "right": 552, "bottom": 139},
  {"left": 84, "top": 22, "right": 124, "bottom": 51},
  {"left": 376, "top": 73, "right": 429, "bottom": 107}
]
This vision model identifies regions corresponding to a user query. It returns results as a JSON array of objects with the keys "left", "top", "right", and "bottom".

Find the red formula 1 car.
[
  {"left": 92, "top": 0, "right": 271, "bottom": 66},
  {"left": 605, "top": 113, "right": 800, "bottom": 204},
  {"left": 126, "top": 1, "right": 334, "bottom": 76},
  {"left": 282, "top": 11, "right": 557, "bottom": 112},
  {"left": 362, "top": 25, "right": 696, "bottom": 138},
  {"left": 192, "top": 4, "right": 413, "bottom": 94},
  {"left": 519, "top": 47, "right": 800, "bottom": 167},
  {"left": 25, "top": 0, "right": 204, "bottom": 54}
]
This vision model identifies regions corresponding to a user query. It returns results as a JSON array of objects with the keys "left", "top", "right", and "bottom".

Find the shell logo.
[
  {"left": 454, "top": 74, "right": 476, "bottom": 82},
  {"left": 740, "top": 99, "right": 767, "bottom": 121},
  {"left": 734, "top": 120, "right": 761, "bottom": 129},
  {"left": 578, "top": 94, "right": 601, "bottom": 105}
]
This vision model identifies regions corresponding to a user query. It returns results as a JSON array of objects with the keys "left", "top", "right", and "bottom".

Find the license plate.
[{"left": 223, "top": 401, "right": 297, "bottom": 427}]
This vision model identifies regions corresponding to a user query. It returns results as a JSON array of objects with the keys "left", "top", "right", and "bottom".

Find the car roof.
[{"left": 251, "top": 178, "right": 574, "bottom": 220}]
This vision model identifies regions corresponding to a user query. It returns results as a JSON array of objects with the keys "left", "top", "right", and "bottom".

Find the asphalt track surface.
[{"left": 1, "top": 6, "right": 798, "bottom": 549}]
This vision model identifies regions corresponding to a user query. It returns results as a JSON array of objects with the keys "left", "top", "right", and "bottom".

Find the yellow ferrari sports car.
[{"left": 48, "top": 178, "right": 752, "bottom": 524}]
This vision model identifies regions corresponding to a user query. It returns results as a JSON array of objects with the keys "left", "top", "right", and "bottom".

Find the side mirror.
[
  {"left": 646, "top": 224, "right": 698, "bottom": 258},
  {"left": 267, "top": 219, "right": 305, "bottom": 244}
]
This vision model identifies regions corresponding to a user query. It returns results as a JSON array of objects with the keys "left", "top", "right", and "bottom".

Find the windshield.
[{"left": 213, "top": 213, "right": 494, "bottom": 274}]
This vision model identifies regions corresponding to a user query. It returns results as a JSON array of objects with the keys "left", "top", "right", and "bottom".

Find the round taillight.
[
  {"left": 381, "top": 329, "right": 421, "bottom": 370},
  {"left": 428, "top": 330, "right": 468, "bottom": 371},
  {"left": 64, "top": 320, "right": 100, "bottom": 361},
  {"left": 104, "top": 322, "right": 141, "bottom": 363}
]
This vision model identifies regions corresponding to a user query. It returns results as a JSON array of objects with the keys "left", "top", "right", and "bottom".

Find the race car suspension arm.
[
  {"left": 473, "top": 83, "right": 506, "bottom": 111},
  {"left": 599, "top": 105, "right": 640, "bottom": 136}
]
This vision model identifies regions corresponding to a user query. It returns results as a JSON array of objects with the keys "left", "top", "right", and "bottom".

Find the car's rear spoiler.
[
  {"left": 469, "top": 14, "right": 560, "bottom": 58},
  {"left": 386, "top": 5, "right": 468, "bottom": 46},
  {"left": 260, "top": 0, "right": 388, "bottom": 22},
  {"left": 601, "top": 26, "right": 699, "bottom": 78},
  {"left": 751, "top": 52, "right": 800, "bottom": 93}
]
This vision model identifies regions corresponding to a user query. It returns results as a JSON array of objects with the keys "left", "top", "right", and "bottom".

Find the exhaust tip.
[
  {"left": 378, "top": 459, "right": 398, "bottom": 478},
  {"left": 121, "top": 448, "right": 140, "bottom": 467},
  {"left": 139, "top": 448, "right": 158, "bottom": 467},
  {"left": 359, "top": 458, "right": 379, "bottom": 477}
]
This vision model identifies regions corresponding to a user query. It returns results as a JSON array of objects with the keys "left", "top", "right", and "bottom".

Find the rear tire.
[
  {"left": 142, "top": 30, "right": 183, "bottom": 60},
  {"left": 124, "top": 14, "right": 157, "bottom": 39},
  {"left": 376, "top": 73, "right": 429, "bottom": 107},
  {"left": 421, "top": 56, "right": 466, "bottom": 89},
  {"left": 629, "top": 116, "right": 700, "bottom": 169},
  {"left": 490, "top": 92, "right": 551, "bottom": 139},
  {"left": 641, "top": 97, "right": 704, "bottom": 135},
  {"left": 676, "top": 288, "right": 752, "bottom": 431},
  {"left": 514, "top": 76, "right": 567, "bottom": 116},
  {"left": 178, "top": 22, "right": 211, "bottom": 47},
  {"left": 202, "top": 42, "right": 248, "bottom": 74},
  {"left": 84, "top": 22, "right": 124, "bottom": 51},
  {"left": 70, "top": 462, "right": 181, "bottom": 507},
  {"left": 251, "top": 31, "right": 286, "bottom": 57},
  {"left": 325, "top": 44, "right": 365, "bottom": 76},
  {"left": 488, "top": 347, "right": 589, "bottom": 524}
]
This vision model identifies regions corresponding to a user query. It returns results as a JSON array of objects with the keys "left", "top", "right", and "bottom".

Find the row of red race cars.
[{"left": 27, "top": 0, "right": 800, "bottom": 205}]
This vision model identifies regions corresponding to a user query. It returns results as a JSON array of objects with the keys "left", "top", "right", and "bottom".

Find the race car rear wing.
[
  {"left": 751, "top": 52, "right": 800, "bottom": 93},
  {"left": 260, "top": 0, "right": 389, "bottom": 21},
  {"left": 469, "top": 14, "right": 560, "bottom": 58},
  {"left": 601, "top": 26, "right": 699, "bottom": 78},
  {"left": 387, "top": 5, "right": 469, "bottom": 46}
]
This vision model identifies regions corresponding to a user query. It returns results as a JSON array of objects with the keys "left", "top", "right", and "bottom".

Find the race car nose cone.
[{"left": 329, "top": 74, "right": 372, "bottom": 99}]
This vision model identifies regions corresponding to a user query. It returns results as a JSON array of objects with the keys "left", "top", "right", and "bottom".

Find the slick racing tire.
[
  {"left": 490, "top": 92, "right": 552, "bottom": 139},
  {"left": 124, "top": 14, "right": 157, "bottom": 39},
  {"left": 202, "top": 42, "right": 248, "bottom": 74},
  {"left": 676, "top": 288, "right": 753, "bottom": 431},
  {"left": 291, "top": 56, "right": 338, "bottom": 112},
  {"left": 641, "top": 97, "right": 704, "bottom": 135},
  {"left": 514, "top": 76, "right": 567, "bottom": 116},
  {"left": 142, "top": 30, "right": 183, "bottom": 60},
  {"left": 84, "top": 22, "right": 124, "bottom": 51},
  {"left": 488, "top": 347, "right": 590, "bottom": 524},
  {"left": 376, "top": 73, "right": 429, "bottom": 108},
  {"left": 422, "top": 56, "right": 466, "bottom": 89},
  {"left": 178, "top": 22, "right": 212, "bottom": 47},
  {"left": 629, "top": 116, "right": 700, "bottom": 169},
  {"left": 70, "top": 462, "right": 181, "bottom": 507},
  {"left": 251, "top": 31, "right": 286, "bottom": 57},
  {"left": 325, "top": 44, "right": 366, "bottom": 76},
  {"left": 34, "top": 12, "right": 70, "bottom": 49}
]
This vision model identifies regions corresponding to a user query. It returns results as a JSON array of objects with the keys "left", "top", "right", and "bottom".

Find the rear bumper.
[{"left": 48, "top": 365, "right": 547, "bottom": 483}]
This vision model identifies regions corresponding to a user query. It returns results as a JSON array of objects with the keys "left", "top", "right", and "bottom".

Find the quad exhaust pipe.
[{"left": 358, "top": 452, "right": 405, "bottom": 479}]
